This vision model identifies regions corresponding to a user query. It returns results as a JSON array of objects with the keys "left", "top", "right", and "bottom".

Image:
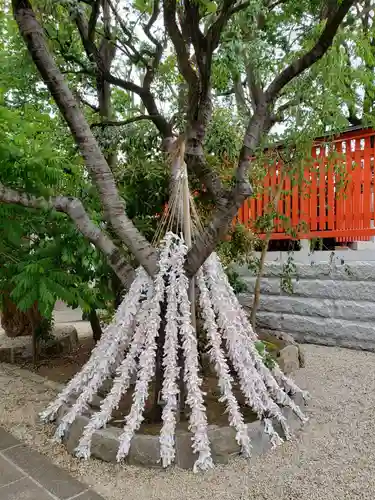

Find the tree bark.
[
  {"left": 185, "top": 107, "right": 268, "bottom": 277},
  {"left": 12, "top": 0, "right": 158, "bottom": 277},
  {"left": 89, "top": 309, "right": 103, "bottom": 343}
]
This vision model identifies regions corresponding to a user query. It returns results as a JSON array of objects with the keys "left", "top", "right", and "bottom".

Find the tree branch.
[
  {"left": 106, "top": 0, "right": 147, "bottom": 65},
  {"left": 88, "top": 0, "right": 101, "bottom": 42},
  {"left": 90, "top": 114, "right": 158, "bottom": 128},
  {"left": 265, "top": 0, "right": 355, "bottom": 101},
  {"left": 0, "top": 184, "right": 134, "bottom": 287},
  {"left": 66, "top": 0, "right": 171, "bottom": 138},
  {"left": 229, "top": 0, "right": 251, "bottom": 15},
  {"left": 143, "top": 0, "right": 162, "bottom": 48},
  {"left": 206, "top": 0, "right": 236, "bottom": 54},
  {"left": 185, "top": 153, "right": 226, "bottom": 202},
  {"left": 13, "top": 0, "right": 158, "bottom": 276},
  {"left": 186, "top": 104, "right": 269, "bottom": 277},
  {"left": 75, "top": 92, "right": 100, "bottom": 112},
  {"left": 245, "top": 63, "right": 264, "bottom": 110},
  {"left": 163, "top": 0, "right": 198, "bottom": 87}
]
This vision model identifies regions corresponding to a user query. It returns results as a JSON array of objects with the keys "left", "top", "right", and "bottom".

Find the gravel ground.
[{"left": 0, "top": 344, "right": 374, "bottom": 500}]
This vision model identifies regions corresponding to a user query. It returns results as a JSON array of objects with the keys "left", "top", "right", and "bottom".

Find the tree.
[
  {"left": 0, "top": 0, "right": 359, "bottom": 419},
  {"left": 1, "top": 0, "right": 356, "bottom": 285}
]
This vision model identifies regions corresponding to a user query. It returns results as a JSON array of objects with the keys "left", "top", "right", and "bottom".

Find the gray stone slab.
[
  {"left": 128, "top": 434, "right": 161, "bottom": 467},
  {"left": 0, "top": 428, "right": 20, "bottom": 451},
  {"left": 175, "top": 432, "right": 196, "bottom": 469},
  {"left": 3, "top": 445, "right": 86, "bottom": 500},
  {"left": 74, "top": 490, "right": 106, "bottom": 500},
  {"left": 255, "top": 311, "right": 375, "bottom": 351},
  {"left": 239, "top": 261, "right": 375, "bottom": 281},
  {"left": 0, "top": 477, "right": 54, "bottom": 500},
  {"left": 244, "top": 294, "right": 375, "bottom": 322},
  {"left": 247, "top": 275, "right": 375, "bottom": 302},
  {"left": 0, "top": 454, "right": 25, "bottom": 486}
]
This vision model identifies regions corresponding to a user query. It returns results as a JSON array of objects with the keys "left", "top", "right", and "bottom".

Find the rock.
[
  {"left": 0, "top": 326, "right": 79, "bottom": 363},
  {"left": 91, "top": 428, "right": 121, "bottom": 462},
  {"left": 277, "top": 345, "right": 300, "bottom": 374},
  {"left": 246, "top": 421, "right": 272, "bottom": 457},
  {"left": 88, "top": 394, "right": 103, "bottom": 410},
  {"left": 98, "top": 378, "right": 114, "bottom": 397},
  {"left": 207, "top": 425, "right": 240, "bottom": 464},
  {"left": 175, "top": 432, "right": 197, "bottom": 469},
  {"left": 45, "top": 325, "right": 78, "bottom": 355},
  {"left": 57, "top": 390, "right": 307, "bottom": 469},
  {"left": 98, "top": 373, "right": 137, "bottom": 398},
  {"left": 64, "top": 415, "right": 89, "bottom": 454},
  {"left": 128, "top": 434, "right": 161, "bottom": 467},
  {"left": 257, "top": 328, "right": 304, "bottom": 373},
  {"left": 298, "top": 345, "right": 306, "bottom": 368}
]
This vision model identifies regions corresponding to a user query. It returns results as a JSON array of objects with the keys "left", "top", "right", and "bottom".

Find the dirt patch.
[{"left": 17, "top": 337, "right": 94, "bottom": 385}]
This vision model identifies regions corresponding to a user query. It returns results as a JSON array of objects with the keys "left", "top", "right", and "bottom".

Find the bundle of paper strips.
[{"left": 40, "top": 157, "right": 308, "bottom": 472}]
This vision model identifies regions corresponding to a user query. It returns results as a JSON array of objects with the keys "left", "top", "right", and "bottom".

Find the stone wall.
[{"left": 238, "top": 261, "right": 375, "bottom": 351}]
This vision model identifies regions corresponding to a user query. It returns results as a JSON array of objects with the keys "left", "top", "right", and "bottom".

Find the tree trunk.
[
  {"left": 1, "top": 292, "right": 42, "bottom": 338},
  {"left": 27, "top": 304, "right": 43, "bottom": 367},
  {"left": 13, "top": 0, "right": 158, "bottom": 277},
  {"left": 89, "top": 309, "right": 103, "bottom": 343}
]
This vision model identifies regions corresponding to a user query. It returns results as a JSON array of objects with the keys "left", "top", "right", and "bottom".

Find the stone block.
[
  {"left": 208, "top": 425, "right": 240, "bottom": 464},
  {"left": 89, "top": 394, "right": 103, "bottom": 410},
  {"left": 298, "top": 345, "right": 306, "bottom": 367},
  {"left": 91, "top": 427, "right": 121, "bottom": 463},
  {"left": 0, "top": 455, "right": 24, "bottom": 486},
  {"left": 239, "top": 261, "right": 375, "bottom": 282},
  {"left": 246, "top": 421, "right": 272, "bottom": 457},
  {"left": 0, "top": 428, "right": 20, "bottom": 451},
  {"left": 64, "top": 415, "right": 89, "bottom": 455},
  {"left": 98, "top": 378, "right": 114, "bottom": 397},
  {"left": 128, "top": 434, "right": 161, "bottom": 467},
  {"left": 242, "top": 275, "right": 375, "bottom": 302},
  {"left": 3, "top": 444, "right": 86, "bottom": 499},
  {"left": 0, "top": 477, "right": 54, "bottom": 500},
  {"left": 277, "top": 345, "right": 300, "bottom": 374},
  {"left": 0, "top": 348, "right": 11, "bottom": 363},
  {"left": 45, "top": 326, "right": 79, "bottom": 355},
  {"left": 74, "top": 491, "right": 106, "bottom": 500},
  {"left": 175, "top": 431, "right": 197, "bottom": 469},
  {"left": 257, "top": 312, "right": 375, "bottom": 351},
  {"left": 0, "top": 326, "right": 79, "bottom": 363}
]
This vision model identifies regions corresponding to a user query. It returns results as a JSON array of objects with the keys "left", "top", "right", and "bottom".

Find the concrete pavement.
[{"left": 0, "top": 427, "right": 105, "bottom": 500}]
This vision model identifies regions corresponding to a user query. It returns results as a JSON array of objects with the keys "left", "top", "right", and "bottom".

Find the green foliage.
[
  {"left": 225, "top": 269, "right": 248, "bottom": 294},
  {"left": 280, "top": 253, "right": 297, "bottom": 295},
  {"left": 205, "top": 108, "right": 244, "bottom": 161},
  {"left": 254, "top": 340, "right": 275, "bottom": 369},
  {"left": 0, "top": 22, "right": 113, "bottom": 319}
]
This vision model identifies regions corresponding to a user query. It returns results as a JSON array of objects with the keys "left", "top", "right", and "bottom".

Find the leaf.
[
  {"left": 205, "top": 1, "right": 217, "bottom": 13},
  {"left": 254, "top": 340, "right": 265, "bottom": 355}
]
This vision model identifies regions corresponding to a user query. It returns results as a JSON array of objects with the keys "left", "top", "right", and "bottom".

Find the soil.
[
  {"left": 17, "top": 337, "right": 95, "bottom": 384},
  {"left": 13, "top": 333, "right": 288, "bottom": 434}
]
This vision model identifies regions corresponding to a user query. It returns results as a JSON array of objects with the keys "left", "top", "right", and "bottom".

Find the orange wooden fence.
[{"left": 235, "top": 127, "right": 375, "bottom": 242}]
